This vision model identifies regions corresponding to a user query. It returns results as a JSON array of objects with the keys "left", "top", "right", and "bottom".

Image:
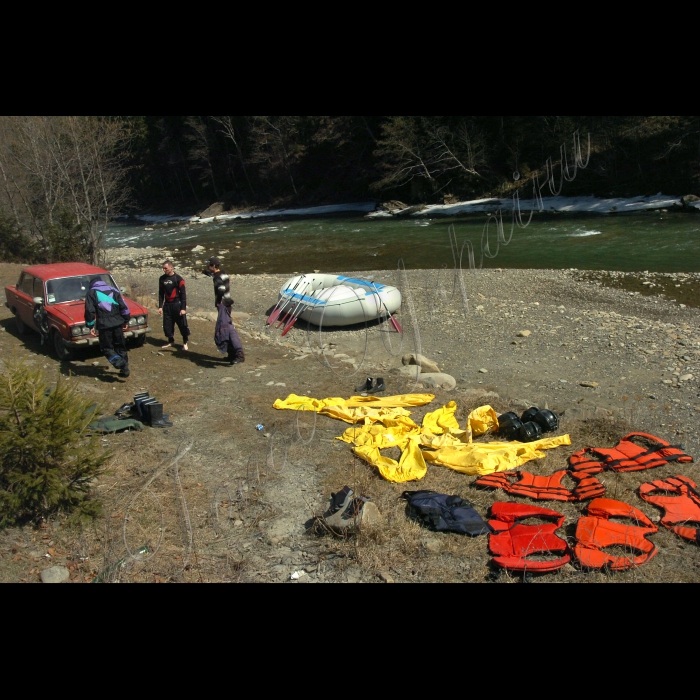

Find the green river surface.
[{"left": 105, "top": 209, "right": 700, "bottom": 274}]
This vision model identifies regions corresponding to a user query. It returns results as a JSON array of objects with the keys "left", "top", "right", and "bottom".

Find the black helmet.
[
  {"left": 499, "top": 415, "right": 524, "bottom": 441},
  {"left": 519, "top": 421, "right": 543, "bottom": 443},
  {"left": 534, "top": 409, "right": 559, "bottom": 433},
  {"left": 521, "top": 407, "right": 540, "bottom": 423},
  {"left": 498, "top": 412, "right": 520, "bottom": 424}
]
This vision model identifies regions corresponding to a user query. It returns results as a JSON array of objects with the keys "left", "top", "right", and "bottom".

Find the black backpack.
[{"left": 403, "top": 491, "right": 492, "bottom": 537}]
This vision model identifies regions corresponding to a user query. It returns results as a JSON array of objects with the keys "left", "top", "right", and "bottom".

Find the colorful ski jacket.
[{"left": 85, "top": 280, "right": 130, "bottom": 330}]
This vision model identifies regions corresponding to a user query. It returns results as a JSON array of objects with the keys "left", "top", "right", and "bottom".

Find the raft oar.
[
  {"left": 371, "top": 282, "right": 402, "bottom": 333},
  {"left": 274, "top": 279, "right": 311, "bottom": 327},
  {"left": 268, "top": 275, "right": 305, "bottom": 326},
  {"left": 281, "top": 288, "right": 318, "bottom": 336},
  {"left": 276, "top": 280, "right": 312, "bottom": 329}
]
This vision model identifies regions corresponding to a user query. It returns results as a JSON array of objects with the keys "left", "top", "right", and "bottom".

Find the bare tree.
[
  {"left": 0, "top": 116, "right": 132, "bottom": 264},
  {"left": 247, "top": 116, "right": 305, "bottom": 197},
  {"left": 210, "top": 115, "right": 255, "bottom": 197},
  {"left": 185, "top": 116, "right": 221, "bottom": 200}
]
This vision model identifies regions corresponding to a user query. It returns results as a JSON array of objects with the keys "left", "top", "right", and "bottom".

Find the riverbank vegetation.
[{"left": 1, "top": 116, "right": 699, "bottom": 264}]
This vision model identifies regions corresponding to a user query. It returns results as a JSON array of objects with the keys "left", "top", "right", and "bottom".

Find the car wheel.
[
  {"left": 131, "top": 334, "right": 147, "bottom": 348},
  {"left": 15, "top": 313, "right": 31, "bottom": 336},
  {"left": 52, "top": 330, "right": 73, "bottom": 361}
]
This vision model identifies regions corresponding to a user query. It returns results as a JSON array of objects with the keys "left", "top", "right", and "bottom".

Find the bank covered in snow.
[
  {"left": 122, "top": 193, "right": 699, "bottom": 226},
  {"left": 368, "top": 193, "right": 700, "bottom": 218}
]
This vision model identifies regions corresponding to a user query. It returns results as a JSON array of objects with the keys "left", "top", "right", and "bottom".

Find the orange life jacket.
[
  {"left": 476, "top": 469, "right": 605, "bottom": 502},
  {"left": 573, "top": 498, "right": 658, "bottom": 571},
  {"left": 488, "top": 502, "right": 571, "bottom": 573},
  {"left": 638, "top": 475, "right": 700, "bottom": 544},
  {"left": 569, "top": 432, "right": 693, "bottom": 475}
]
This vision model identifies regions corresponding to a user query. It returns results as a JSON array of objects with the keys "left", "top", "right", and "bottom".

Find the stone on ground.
[
  {"left": 418, "top": 373, "right": 457, "bottom": 391},
  {"left": 402, "top": 353, "right": 441, "bottom": 374},
  {"left": 40, "top": 566, "right": 70, "bottom": 584}
]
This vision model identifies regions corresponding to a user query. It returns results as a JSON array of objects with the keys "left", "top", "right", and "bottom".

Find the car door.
[{"left": 14, "top": 273, "right": 36, "bottom": 328}]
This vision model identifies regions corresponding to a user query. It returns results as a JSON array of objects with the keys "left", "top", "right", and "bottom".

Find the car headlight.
[
  {"left": 137, "top": 315, "right": 146, "bottom": 325},
  {"left": 128, "top": 318, "right": 137, "bottom": 327},
  {"left": 71, "top": 326, "right": 82, "bottom": 337}
]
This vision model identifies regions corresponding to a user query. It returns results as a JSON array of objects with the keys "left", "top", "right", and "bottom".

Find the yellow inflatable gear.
[
  {"left": 274, "top": 394, "right": 570, "bottom": 484},
  {"left": 422, "top": 434, "right": 572, "bottom": 476},
  {"left": 337, "top": 416, "right": 420, "bottom": 449},
  {"left": 273, "top": 393, "right": 435, "bottom": 425},
  {"left": 354, "top": 435, "right": 427, "bottom": 483},
  {"left": 466, "top": 405, "right": 500, "bottom": 441},
  {"left": 422, "top": 401, "right": 462, "bottom": 435}
]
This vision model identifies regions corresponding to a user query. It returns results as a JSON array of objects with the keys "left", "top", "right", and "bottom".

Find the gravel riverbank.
[
  {"left": 108, "top": 246, "right": 700, "bottom": 462},
  {"left": 0, "top": 247, "right": 698, "bottom": 584}
]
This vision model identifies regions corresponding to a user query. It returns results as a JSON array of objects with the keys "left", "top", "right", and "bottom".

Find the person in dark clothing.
[
  {"left": 84, "top": 278, "right": 131, "bottom": 378},
  {"left": 215, "top": 297, "right": 245, "bottom": 365},
  {"left": 158, "top": 261, "right": 190, "bottom": 350},
  {"left": 206, "top": 257, "right": 232, "bottom": 308},
  {"left": 33, "top": 300, "right": 50, "bottom": 346}
]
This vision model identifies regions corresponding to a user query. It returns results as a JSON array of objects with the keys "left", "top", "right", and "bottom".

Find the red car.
[{"left": 4, "top": 263, "right": 151, "bottom": 360}]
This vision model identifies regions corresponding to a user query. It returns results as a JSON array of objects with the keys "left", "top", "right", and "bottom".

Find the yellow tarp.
[{"left": 422, "top": 434, "right": 572, "bottom": 476}]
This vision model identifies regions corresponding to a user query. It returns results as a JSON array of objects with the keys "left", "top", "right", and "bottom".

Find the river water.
[{"left": 105, "top": 210, "right": 700, "bottom": 274}]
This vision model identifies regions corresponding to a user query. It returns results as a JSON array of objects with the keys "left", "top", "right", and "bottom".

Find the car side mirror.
[
  {"left": 33, "top": 297, "right": 44, "bottom": 306},
  {"left": 120, "top": 287, "right": 127, "bottom": 294}
]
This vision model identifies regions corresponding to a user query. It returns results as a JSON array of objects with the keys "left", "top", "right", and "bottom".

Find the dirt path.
[{"left": 1, "top": 256, "right": 699, "bottom": 583}]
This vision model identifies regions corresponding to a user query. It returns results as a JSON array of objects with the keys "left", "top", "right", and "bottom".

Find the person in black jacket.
[
  {"left": 158, "top": 261, "right": 190, "bottom": 350},
  {"left": 84, "top": 277, "right": 131, "bottom": 378},
  {"left": 206, "top": 257, "right": 232, "bottom": 308}
]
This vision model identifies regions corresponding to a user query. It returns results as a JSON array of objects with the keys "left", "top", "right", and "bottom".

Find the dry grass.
[{"left": 308, "top": 404, "right": 700, "bottom": 584}]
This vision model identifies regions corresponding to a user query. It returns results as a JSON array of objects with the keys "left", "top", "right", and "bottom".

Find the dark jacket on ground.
[
  {"left": 85, "top": 280, "right": 130, "bottom": 330},
  {"left": 159, "top": 272, "right": 187, "bottom": 310}
]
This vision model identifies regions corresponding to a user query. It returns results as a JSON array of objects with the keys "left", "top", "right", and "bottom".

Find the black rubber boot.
[
  {"left": 369, "top": 378, "right": 386, "bottom": 394},
  {"left": 355, "top": 377, "right": 374, "bottom": 393},
  {"left": 145, "top": 401, "right": 173, "bottom": 428}
]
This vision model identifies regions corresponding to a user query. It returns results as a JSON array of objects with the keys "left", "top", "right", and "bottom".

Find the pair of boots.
[
  {"left": 354, "top": 377, "right": 386, "bottom": 395},
  {"left": 117, "top": 393, "right": 173, "bottom": 428}
]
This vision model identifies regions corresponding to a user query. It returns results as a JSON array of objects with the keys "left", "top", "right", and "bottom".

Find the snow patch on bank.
[
  {"left": 369, "top": 193, "right": 689, "bottom": 218},
  {"left": 127, "top": 202, "right": 377, "bottom": 225},
  {"left": 124, "top": 194, "right": 698, "bottom": 226}
]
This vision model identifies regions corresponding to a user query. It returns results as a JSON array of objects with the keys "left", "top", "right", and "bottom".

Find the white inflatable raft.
[{"left": 276, "top": 274, "right": 402, "bottom": 327}]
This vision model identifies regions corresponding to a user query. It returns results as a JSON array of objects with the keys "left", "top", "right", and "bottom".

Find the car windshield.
[{"left": 45, "top": 275, "right": 117, "bottom": 304}]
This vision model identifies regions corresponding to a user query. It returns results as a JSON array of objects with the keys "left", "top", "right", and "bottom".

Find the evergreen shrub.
[{"left": 0, "top": 360, "right": 109, "bottom": 527}]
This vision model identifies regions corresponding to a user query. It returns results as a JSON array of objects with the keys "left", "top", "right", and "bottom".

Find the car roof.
[{"left": 23, "top": 263, "right": 111, "bottom": 281}]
